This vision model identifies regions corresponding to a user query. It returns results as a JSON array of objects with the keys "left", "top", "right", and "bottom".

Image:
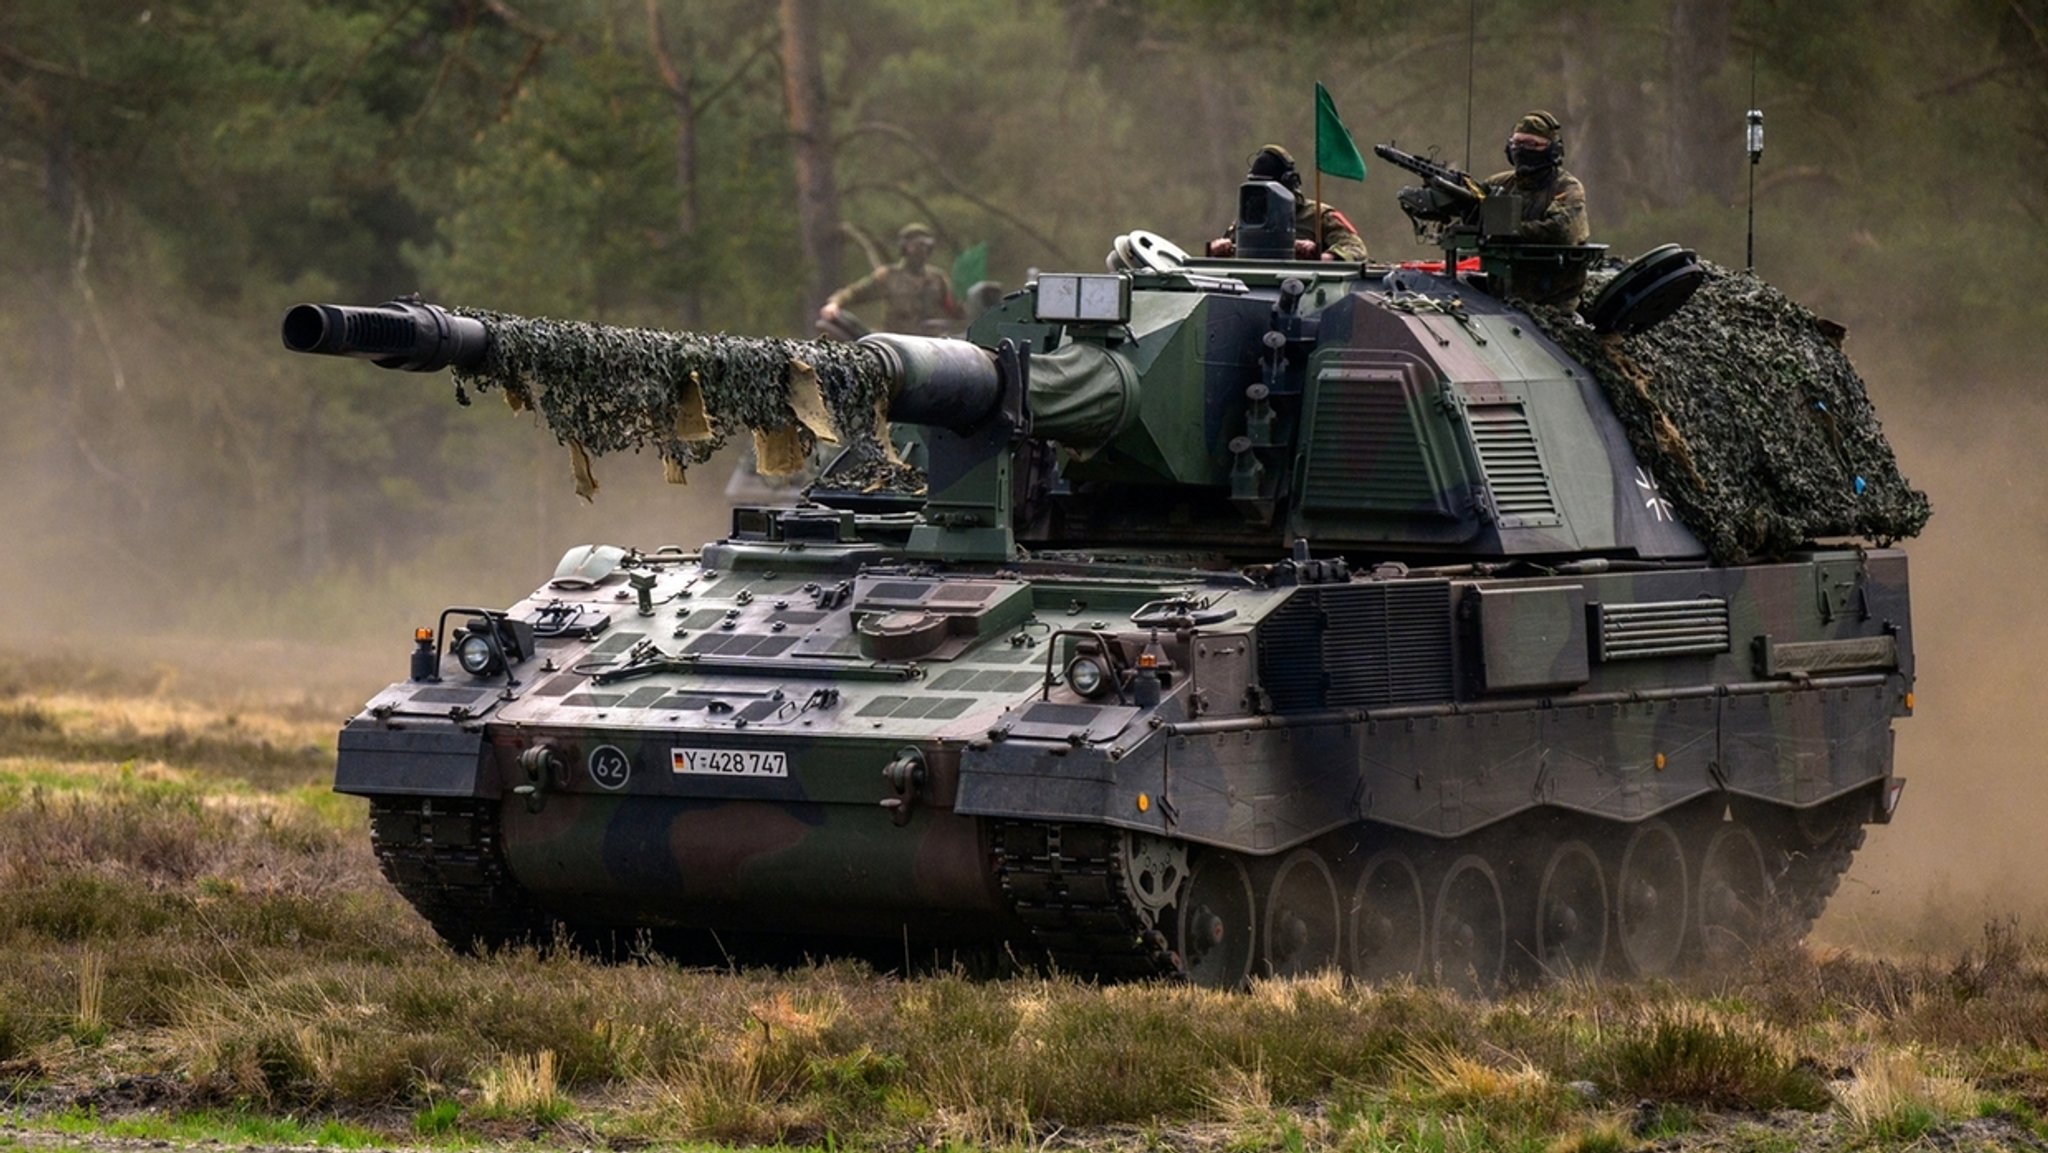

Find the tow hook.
[
  {"left": 515, "top": 744, "right": 561, "bottom": 813},
  {"left": 880, "top": 747, "right": 927, "bottom": 827}
]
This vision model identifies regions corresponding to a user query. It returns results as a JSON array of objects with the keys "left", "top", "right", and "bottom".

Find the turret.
[{"left": 284, "top": 235, "right": 1924, "bottom": 569}]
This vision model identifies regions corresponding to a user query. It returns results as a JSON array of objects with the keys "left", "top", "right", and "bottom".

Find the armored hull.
[
  {"left": 306, "top": 245, "right": 1918, "bottom": 989},
  {"left": 348, "top": 534, "right": 1906, "bottom": 988}
]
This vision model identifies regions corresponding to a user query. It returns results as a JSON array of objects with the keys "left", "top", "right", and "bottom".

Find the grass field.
[{"left": 1, "top": 646, "right": 2045, "bottom": 1152}]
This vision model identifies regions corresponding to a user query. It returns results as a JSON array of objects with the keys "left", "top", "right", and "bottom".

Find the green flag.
[
  {"left": 950, "top": 241, "right": 989, "bottom": 298},
  {"left": 1315, "top": 82, "right": 1367, "bottom": 181}
]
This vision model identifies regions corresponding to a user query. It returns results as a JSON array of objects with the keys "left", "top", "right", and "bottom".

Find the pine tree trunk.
[
  {"left": 40, "top": 128, "right": 77, "bottom": 488},
  {"left": 1665, "top": 0, "right": 1736, "bottom": 205},
  {"left": 646, "top": 0, "right": 702, "bottom": 328},
  {"left": 778, "top": 0, "right": 840, "bottom": 325}
]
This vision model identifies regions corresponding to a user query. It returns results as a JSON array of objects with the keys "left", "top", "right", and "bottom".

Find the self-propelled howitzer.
[{"left": 284, "top": 225, "right": 1920, "bottom": 989}]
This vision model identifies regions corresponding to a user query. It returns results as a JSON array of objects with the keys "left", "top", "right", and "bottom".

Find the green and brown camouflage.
[{"left": 286, "top": 210, "right": 1920, "bottom": 989}]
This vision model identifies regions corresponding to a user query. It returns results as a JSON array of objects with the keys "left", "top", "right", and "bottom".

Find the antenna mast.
[
  {"left": 1745, "top": 53, "right": 1763, "bottom": 271},
  {"left": 1463, "top": 0, "right": 1476, "bottom": 171}
]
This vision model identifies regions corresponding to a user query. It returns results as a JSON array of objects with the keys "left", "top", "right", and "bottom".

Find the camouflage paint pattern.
[{"left": 327, "top": 253, "right": 1915, "bottom": 968}]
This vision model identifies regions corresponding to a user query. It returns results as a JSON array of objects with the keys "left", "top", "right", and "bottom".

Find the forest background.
[{"left": 3, "top": 0, "right": 2046, "bottom": 937}]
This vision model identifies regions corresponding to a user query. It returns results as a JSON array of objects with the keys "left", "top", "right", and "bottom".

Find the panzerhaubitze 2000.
[{"left": 284, "top": 157, "right": 1926, "bottom": 990}]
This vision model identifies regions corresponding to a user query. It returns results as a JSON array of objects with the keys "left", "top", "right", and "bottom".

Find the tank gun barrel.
[
  {"left": 281, "top": 301, "right": 1136, "bottom": 450},
  {"left": 856, "top": 333, "right": 1004, "bottom": 433},
  {"left": 282, "top": 300, "right": 490, "bottom": 373}
]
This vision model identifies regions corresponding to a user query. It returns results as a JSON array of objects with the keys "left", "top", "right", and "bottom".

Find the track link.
[
  {"left": 368, "top": 796, "right": 552, "bottom": 952},
  {"left": 1774, "top": 823, "right": 1867, "bottom": 939},
  {"left": 992, "top": 821, "right": 1184, "bottom": 981}
]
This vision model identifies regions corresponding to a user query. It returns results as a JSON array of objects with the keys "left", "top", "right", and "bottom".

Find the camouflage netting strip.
[
  {"left": 1529, "top": 265, "right": 1930, "bottom": 563},
  {"left": 446, "top": 308, "right": 925, "bottom": 497}
]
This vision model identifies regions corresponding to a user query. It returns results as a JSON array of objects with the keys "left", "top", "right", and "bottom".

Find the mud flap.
[{"left": 336, "top": 726, "right": 489, "bottom": 797}]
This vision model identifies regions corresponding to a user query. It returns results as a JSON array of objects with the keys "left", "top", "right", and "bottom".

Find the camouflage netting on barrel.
[
  {"left": 1530, "top": 265, "right": 1930, "bottom": 563},
  {"left": 446, "top": 308, "right": 924, "bottom": 498}
]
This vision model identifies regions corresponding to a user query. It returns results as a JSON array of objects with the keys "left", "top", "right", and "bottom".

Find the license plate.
[{"left": 671, "top": 747, "right": 788, "bottom": 777}]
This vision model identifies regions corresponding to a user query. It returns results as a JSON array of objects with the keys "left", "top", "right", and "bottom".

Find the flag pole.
[{"left": 1315, "top": 164, "right": 1325, "bottom": 254}]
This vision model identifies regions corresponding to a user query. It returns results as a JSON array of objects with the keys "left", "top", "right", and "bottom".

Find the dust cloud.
[{"left": 1812, "top": 342, "right": 2048, "bottom": 954}]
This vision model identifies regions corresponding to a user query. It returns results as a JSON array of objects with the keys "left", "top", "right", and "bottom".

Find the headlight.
[
  {"left": 1064, "top": 654, "right": 1109, "bottom": 699},
  {"left": 454, "top": 631, "right": 501, "bottom": 677}
]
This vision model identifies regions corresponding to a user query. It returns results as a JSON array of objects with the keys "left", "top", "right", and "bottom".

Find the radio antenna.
[
  {"left": 1745, "top": 52, "right": 1763, "bottom": 271},
  {"left": 1463, "top": 0, "right": 1477, "bottom": 171}
]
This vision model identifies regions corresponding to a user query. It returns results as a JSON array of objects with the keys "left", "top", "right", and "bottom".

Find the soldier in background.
[
  {"left": 1205, "top": 145, "right": 1370, "bottom": 262},
  {"left": 818, "top": 222, "right": 960, "bottom": 336},
  {"left": 1483, "top": 111, "right": 1590, "bottom": 247}
]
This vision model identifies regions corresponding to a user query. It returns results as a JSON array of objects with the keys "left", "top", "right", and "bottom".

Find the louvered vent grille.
[
  {"left": 1301, "top": 373, "right": 1442, "bottom": 514},
  {"left": 1467, "top": 403, "right": 1560, "bottom": 525},
  {"left": 1257, "top": 582, "right": 1454, "bottom": 712},
  {"left": 1255, "top": 595, "right": 1326, "bottom": 713},
  {"left": 1594, "top": 598, "right": 1731, "bottom": 660}
]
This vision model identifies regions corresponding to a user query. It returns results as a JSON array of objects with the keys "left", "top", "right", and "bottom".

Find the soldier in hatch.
[
  {"left": 1484, "top": 110, "right": 1590, "bottom": 247},
  {"left": 1479, "top": 111, "right": 1592, "bottom": 307},
  {"left": 1205, "top": 145, "right": 1371, "bottom": 262},
  {"left": 818, "top": 222, "right": 961, "bottom": 337}
]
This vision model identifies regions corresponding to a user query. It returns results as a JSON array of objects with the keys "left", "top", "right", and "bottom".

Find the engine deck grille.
[
  {"left": 1257, "top": 582, "right": 1454, "bottom": 712},
  {"left": 1593, "top": 598, "right": 1731, "bottom": 660}
]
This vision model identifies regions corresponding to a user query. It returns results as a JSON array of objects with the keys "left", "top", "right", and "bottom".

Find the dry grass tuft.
[
  {"left": 73, "top": 951, "right": 106, "bottom": 1041},
  {"left": 1203, "top": 1057, "right": 1275, "bottom": 1128},
  {"left": 1403, "top": 1041, "right": 1553, "bottom": 1109},
  {"left": 477, "top": 1049, "right": 567, "bottom": 1122},
  {"left": 1591, "top": 1006, "right": 1830, "bottom": 1112},
  {"left": 1832, "top": 1047, "right": 1981, "bottom": 1140},
  {"left": 1546, "top": 1114, "right": 1636, "bottom": 1153}
]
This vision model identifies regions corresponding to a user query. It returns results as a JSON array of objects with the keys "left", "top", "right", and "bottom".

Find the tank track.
[
  {"left": 1773, "top": 822, "right": 1867, "bottom": 940},
  {"left": 367, "top": 796, "right": 554, "bottom": 952},
  {"left": 991, "top": 820, "right": 1185, "bottom": 981}
]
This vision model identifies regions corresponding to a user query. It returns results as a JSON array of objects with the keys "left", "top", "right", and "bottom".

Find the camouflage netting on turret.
[
  {"left": 1528, "top": 264, "right": 1930, "bottom": 563},
  {"left": 446, "top": 308, "right": 924, "bottom": 497}
]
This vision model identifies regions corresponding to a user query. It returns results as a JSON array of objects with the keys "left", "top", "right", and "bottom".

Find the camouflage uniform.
[
  {"left": 1301, "top": 199, "right": 1371, "bottom": 261},
  {"left": 1480, "top": 167, "right": 1590, "bottom": 246},
  {"left": 1221, "top": 199, "right": 1369, "bottom": 261},
  {"left": 1219, "top": 144, "right": 1371, "bottom": 262},
  {"left": 826, "top": 224, "right": 959, "bottom": 334},
  {"left": 1483, "top": 111, "right": 1592, "bottom": 306}
]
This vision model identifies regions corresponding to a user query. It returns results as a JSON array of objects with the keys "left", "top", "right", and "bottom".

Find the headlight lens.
[
  {"left": 455, "top": 631, "right": 500, "bottom": 676},
  {"left": 1064, "top": 654, "right": 1109, "bottom": 699}
]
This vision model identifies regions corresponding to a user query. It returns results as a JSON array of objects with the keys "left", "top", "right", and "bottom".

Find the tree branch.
[
  {"left": 0, "top": 155, "right": 44, "bottom": 187},
  {"left": 392, "top": 9, "right": 476, "bottom": 157},
  {"left": 1754, "top": 164, "right": 1834, "bottom": 196},
  {"left": 0, "top": 42, "right": 111, "bottom": 86},
  {"left": 498, "top": 37, "right": 547, "bottom": 119},
  {"left": 317, "top": 0, "right": 425, "bottom": 110},
  {"left": 1912, "top": 59, "right": 2023, "bottom": 100},
  {"left": 842, "top": 120, "right": 1074, "bottom": 264},
  {"left": 67, "top": 198, "right": 126, "bottom": 395},
  {"left": 838, "top": 220, "right": 886, "bottom": 270},
  {"left": 645, "top": 0, "right": 686, "bottom": 98},
  {"left": 480, "top": 0, "right": 558, "bottom": 43},
  {"left": 840, "top": 180, "right": 955, "bottom": 250},
  {"left": 2014, "top": 191, "right": 2046, "bottom": 232},
  {"left": 2009, "top": 0, "right": 2048, "bottom": 61},
  {"left": 695, "top": 33, "right": 778, "bottom": 116}
]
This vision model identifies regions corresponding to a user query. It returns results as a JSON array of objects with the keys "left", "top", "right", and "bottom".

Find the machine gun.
[{"left": 1372, "top": 143, "right": 1489, "bottom": 237}]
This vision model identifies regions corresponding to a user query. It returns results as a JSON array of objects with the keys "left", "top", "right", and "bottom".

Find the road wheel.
[
  {"left": 1431, "top": 854, "right": 1507, "bottom": 995},
  {"left": 1349, "top": 849, "right": 1428, "bottom": 984},
  {"left": 1696, "top": 822, "right": 1773, "bottom": 962},
  {"left": 1176, "top": 853, "right": 1256, "bottom": 989},
  {"left": 1262, "top": 848, "right": 1341, "bottom": 978},
  {"left": 1613, "top": 819, "right": 1690, "bottom": 977},
  {"left": 1533, "top": 839, "right": 1608, "bottom": 977}
]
